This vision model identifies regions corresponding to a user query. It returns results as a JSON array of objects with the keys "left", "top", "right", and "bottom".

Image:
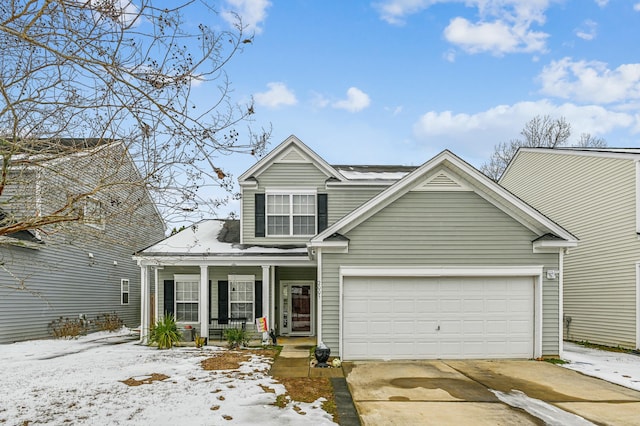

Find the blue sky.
[{"left": 176, "top": 0, "right": 640, "bottom": 215}]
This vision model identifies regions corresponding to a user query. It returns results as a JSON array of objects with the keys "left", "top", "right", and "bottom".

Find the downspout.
[
  {"left": 558, "top": 248, "right": 565, "bottom": 358},
  {"left": 316, "top": 248, "right": 322, "bottom": 344}
]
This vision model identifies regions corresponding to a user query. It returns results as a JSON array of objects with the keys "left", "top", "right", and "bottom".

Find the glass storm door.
[{"left": 280, "top": 281, "right": 314, "bottom": 335}]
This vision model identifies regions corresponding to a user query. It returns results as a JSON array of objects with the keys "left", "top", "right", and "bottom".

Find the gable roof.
[
  {"left": 238, "top": 135, "right": 343, "bottom": 184},
  {"left": 310, "top": 149, "right": 577, "bottom": 248}
]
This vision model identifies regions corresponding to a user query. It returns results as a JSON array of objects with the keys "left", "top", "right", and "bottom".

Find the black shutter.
[
  {"left": 163, "top": 280, "right": 174, "bottom": 316},
  {"left": 254, "top": 280, "right": 263, "bottom": 319},
  {"left": 255, "top": 193, "right": 265, "bottom": 237},
  {"left": 317, "top": 193, "right": 328, "bottom": 232},
  {"left": 218, "top": 280, "right": 229, "bottom": 324}
]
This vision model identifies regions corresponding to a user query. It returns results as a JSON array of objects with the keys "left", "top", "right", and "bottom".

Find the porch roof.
[{"left": 135, "top": 219, "right": 309, "bottom": 257}]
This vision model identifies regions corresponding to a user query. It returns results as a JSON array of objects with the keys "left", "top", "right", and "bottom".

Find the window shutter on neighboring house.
[
  {"left": 255, "top": 193, "right": 265, "bottom": 237},
  {"left": 254, "top": 280, "right": 263, "bottom": 318},
  {"left": 163, "top": 280, "right": 174, "bottom": 316},
  {"left": 218, "top": 280, "right": 229, "bottom": 324},
  {"left": 317, "top": 193, "right": 328, "bottom": 232}
]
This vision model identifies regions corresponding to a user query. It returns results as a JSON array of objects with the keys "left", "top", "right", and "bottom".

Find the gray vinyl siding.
[
  {"left": 0, "top": 145, "right": 165, "bottom": 344},
  {"left": 0, "top": 235, "right": 146, "bottom": 343},
  {"left": 320, "top": 191, "right": 560, "bottom": 356},
  {"left": 501, "top": 152, "right": 638, "bottom": 348}
]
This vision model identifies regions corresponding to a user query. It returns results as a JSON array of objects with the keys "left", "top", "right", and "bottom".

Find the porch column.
[
  {"left": 270, "top": 267, "right": 276, "bottom": 331},
  {"left": 140, "top": 265, "right": 150, "bottom": 343},
  {"left": 262, "top": 265, "right": 270, "bottom": 328},
  {"left": 200, "top": 265, "right": 209, "bottom": 341}
]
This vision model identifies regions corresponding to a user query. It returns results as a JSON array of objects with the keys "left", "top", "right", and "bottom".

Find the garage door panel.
[
  {"left": 343, "top": 276, "right": 534, "bottom": 360},
  {"left": 370, "top": 300, "right": 391, "bottom": 313},
  {"left": 393, "top": 299, "right": 415, "bottom": 312}
]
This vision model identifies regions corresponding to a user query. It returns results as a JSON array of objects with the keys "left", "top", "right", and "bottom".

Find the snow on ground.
[
  {"left": 0, "top": 329, "right": 337, "bottom": 425},
  {"left": 562, "top": 342, "right": 640, "bottom": 392}
]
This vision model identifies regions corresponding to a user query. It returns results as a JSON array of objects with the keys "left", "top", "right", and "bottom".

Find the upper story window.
[{"left": 266, "top": 192, "right": 316, "bottom": 236}]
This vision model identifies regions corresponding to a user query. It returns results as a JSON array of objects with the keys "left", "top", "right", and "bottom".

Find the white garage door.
[{"left": 342, "top": 276, "right": 534, "bottom": 360}]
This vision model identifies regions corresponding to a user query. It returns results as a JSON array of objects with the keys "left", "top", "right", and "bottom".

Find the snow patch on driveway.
[{"left": 492, "top": 389, "right": 594, "bottom": 426}]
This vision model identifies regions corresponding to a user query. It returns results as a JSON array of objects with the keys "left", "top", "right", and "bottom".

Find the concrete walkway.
[
  {"left": 269, "top": 337, "right": 360, "bottom": 425},
  {"left": 269, "top": 336, "right": 344, "bottom": 378}
]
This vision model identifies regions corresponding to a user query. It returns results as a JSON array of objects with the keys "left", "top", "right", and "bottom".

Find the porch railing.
[{"left": 209, "top": 317, "right": 247, "bottom": 341}]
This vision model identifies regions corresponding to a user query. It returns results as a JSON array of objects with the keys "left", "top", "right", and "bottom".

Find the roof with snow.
[{"left": 136, "top": 219, "right": 308, "bottom": 257}]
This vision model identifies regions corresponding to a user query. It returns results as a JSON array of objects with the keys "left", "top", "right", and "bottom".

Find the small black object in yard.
[
  {"left": 314, "top": 342, "right": 331, "bottom": 368},
  {"left": 269, "top": 329, "right": 277, "bottom": 345}
]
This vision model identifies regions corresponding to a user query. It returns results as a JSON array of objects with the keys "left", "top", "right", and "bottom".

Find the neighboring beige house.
[
  {"left": 501, "top": 147, "right": 640, "bottom": 350},
  {"left": 134, "top": 136, "right": 577, "bottom": 360}
]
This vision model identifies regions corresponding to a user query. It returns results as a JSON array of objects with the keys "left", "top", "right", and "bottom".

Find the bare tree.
[
  {"left": 0, "top": 0, "right": 269, "bottom": 240},
  {"left": 481, "top": 115, "right": 606, "bottom": 180}
]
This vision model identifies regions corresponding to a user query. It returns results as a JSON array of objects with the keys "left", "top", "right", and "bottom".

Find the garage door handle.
[{"left": 436, "top": 325, "right": 440, "bottom": 331}]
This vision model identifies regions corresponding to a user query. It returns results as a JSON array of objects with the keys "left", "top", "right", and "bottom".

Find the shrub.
[
  {"left": 94, "top": 312, "right": 124, "bottom": 332},
  {"left": 48, "top": 316, "right": 89, "bottom": 339},
  {"left": 224, "top": 328, "right": 249, "bottom": 349},
  {"left": 148, "top": 314, "right": 181, "bottom": 349}
]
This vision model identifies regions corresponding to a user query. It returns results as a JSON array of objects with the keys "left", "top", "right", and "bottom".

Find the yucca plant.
[{"left": 148, "top": 314, "right": 181, "bottom": 349}]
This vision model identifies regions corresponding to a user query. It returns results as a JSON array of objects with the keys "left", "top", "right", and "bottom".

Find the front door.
[{"left": 280, "top": 281, "right": 314, "bottom": 336}]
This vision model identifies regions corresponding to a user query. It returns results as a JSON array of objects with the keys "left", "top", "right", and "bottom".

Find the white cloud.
[
  {"left": 375, "top": 0, "right": 551, "bottom": 55},
  {"left": 332, "top": 87, "right": 371, "bottom": 112},
  {"left": 444, "top": 17, "right": 547, "bottom": 55},
  {"left": 539, "top": 58, "right": 640, "bottom": 103},
  {"left": 413, "top": 100, "right": 637, "bottom": 150},
  {"left": 575, "top": 19, "right": 597, "bottom": 41},
  {"left": 594, "top": 0, "right": 609, "bottom": 7},
  {"left": 223, "top": 0, "right": 271, "bottom": 34},
  {"left": 634, "top": 3, "right": 640, "bottom": 11},
  {"left": 254, "top": 82, "right": 297, "bottom": 108}
]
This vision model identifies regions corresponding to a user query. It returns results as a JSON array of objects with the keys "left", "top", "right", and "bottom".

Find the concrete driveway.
[{"left": 344, "top": 360, "right": 640, "bottom": 425}]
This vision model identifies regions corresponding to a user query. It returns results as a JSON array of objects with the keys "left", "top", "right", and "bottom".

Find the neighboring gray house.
[
  {"left": 501, "top": 147, "right": 640, "bottom": 350},
  {"left": 0, "top": 141, "right": 165, "bottom": 344},
  {"left": 134, "top": 136, "right": 577, "bottom": 360}
]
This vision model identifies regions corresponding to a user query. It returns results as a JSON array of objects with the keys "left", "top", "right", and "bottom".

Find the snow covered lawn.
[
  {"left": 562, "top": 342, "right": 640, "bottom": 392},
  {"left": 0, "top": 329, "right": 337, "bottom": 425}
]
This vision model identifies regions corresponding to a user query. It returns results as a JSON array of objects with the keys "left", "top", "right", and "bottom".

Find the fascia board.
[
  {"left": 134, "top": 254, "right": 315, "bottom": 267},
  {"left": 238, "top": 135, "right": 343, "bottom": 183},
  {"left": 533, "top": 240, "right": 578, "bottom": 253}
]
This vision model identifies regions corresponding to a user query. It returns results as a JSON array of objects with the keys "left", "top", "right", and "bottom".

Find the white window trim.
[
  {"left": 174, "top": 274, "right": 200, "bottom": 323},
  {"left": 229, "top": 274, "right": 255, "bottom": 321},
  {"left": 265, "top": 189, "right": 317, "bottom": 237},
  {"left": 121, "top": 279, "right": 130, "bottom": 305}
]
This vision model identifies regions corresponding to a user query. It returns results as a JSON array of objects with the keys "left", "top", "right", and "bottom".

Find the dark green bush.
[{"left": 148, "top": 314, "right": 181, "bottom": 349}]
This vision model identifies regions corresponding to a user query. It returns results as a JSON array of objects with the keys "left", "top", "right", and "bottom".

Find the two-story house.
[
  {"left": 0, "top": 140, "right": 166, "bottom": 344},
  {"left": 134, "top": 136, "right": 577, "bottom": 360},
  {"left": 501, "top": 147, "right": 640, "bottom": 350}
]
